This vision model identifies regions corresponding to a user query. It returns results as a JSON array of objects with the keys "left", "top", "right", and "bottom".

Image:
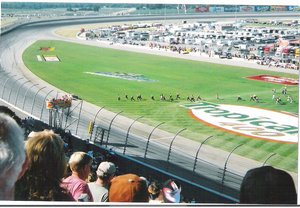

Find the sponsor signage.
[
  {"left": 224, "top": 6, "right": 240, "bottom": 12},
  {"left": 254, "top": 6, "right": 271, "bottom": 12},
  {"left": 271, "top": 6, "right": 287, "bottom": 11},
  {"left": 246, "top": 75, "right": 298, "bottom": 85},
  {"left": 85, "top": 72, "right": 158, "bottom": 82},
  {"left": 287, "top": 6, "right": 300, "bottom": 11},
  {"left": 182, "top": 102, "right": 298, "bottom": 143},
  {"left": 40, "top": 47, "right": 55, "bottom": 52},
  {"left": 195, "top": 5, "right": 209, "bottom": 12},
  {"left": 209, "top": 6, "right": 224, "bottom": 13},
  {"left": 43, "top": 55, "right": 60, "bottom": 62},
  {"left": 240, "top": 6, "right": 254, "bottom": 12}
]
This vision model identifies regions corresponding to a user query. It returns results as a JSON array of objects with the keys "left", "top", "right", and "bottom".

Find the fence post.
[
  {"left": 14, "top": 80, "right": 30, "bottom": 106},
  {"left": 90, "top": 106, "right": 105, "bottom": 140},
  {"left": 39, "top": 89, "right": 54, "bottom": 120},
  {"left": 166, "top": 128, "right": 187, "bottom": 171},
  {"left": 262, "top": 153, "right": 277, "bottom": 166},
  {"left": 221, "top": 144, "right": 243, "bottom": 192},
  {"left": 105, "top": 111, "right": 123, "bottom": 147},
  {"left": 192, "top": 136, "right": 213, "bottom": 176},
  {"left": 22, "top": 83, "right": 39, "bottom": 110},
  {"left": 144, "top": 122, "right": 165, "bottom": 158},
  {"left": 30, "top": 86, "right": 46, "bottom": 115},
  {"left": 123, "top": 116, "right": 143, "bottom": 155},
  {"left": 1, "top": 75, "right": 17, "bottom": 98},
  {"left": 0, "top": 71, "right": 11, "bottom": 85},
  {"left": 75, "top": 100, "right": 83, "bottom": 135},
  {"left": 63, "top": 99, "right": 83, "bottom": 130},
  {"left": 8, "top": 77, "right": 23, "bottom": 102}
]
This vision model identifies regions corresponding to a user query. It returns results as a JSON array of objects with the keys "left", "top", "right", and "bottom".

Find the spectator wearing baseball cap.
[
  {"left": 162, "top": 179, "right": 182, "bottom": 203},
  {"left": 108, "top": 173, "right": 149, "bottom": 202},
  {"left": 88, "top": 161, "right": 116, "bottom": 202}
]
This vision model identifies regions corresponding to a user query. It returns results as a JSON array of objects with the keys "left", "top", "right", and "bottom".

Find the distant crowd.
[
  {"left": 0, "top": 105, "right": 297, "bottom": 204},
  {"left": 147, "top": 41, "right": 299, "bottom": 70}
]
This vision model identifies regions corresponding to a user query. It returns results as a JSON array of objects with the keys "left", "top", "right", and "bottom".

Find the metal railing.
[{"left": 0, "top": 74, "right": 278, "bottom": 201}]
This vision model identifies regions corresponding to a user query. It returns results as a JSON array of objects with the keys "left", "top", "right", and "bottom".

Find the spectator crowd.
[{"left": 0, "top": 105, "right": 297, "bottom": 204}]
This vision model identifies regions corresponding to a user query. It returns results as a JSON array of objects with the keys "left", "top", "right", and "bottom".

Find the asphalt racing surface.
[{"left": 0, "top": 13, "right": 298, "bottom": 201}]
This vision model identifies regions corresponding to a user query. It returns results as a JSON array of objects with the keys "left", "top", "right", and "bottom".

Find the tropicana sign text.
[{"left": 182, "top": 102, "right": 298, "bottom": 143}]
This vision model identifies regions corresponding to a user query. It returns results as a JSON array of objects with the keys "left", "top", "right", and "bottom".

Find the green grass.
[{"left": 23, "top": 40, "right": 298, "bottom": 172}]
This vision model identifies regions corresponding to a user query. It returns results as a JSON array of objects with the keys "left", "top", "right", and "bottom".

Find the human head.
[
  {"left": 0, "top": 113, "right": 25, "bottom": 199},
  {"left": 162, "top": 179, "right": 181, "bottom": 203},
  {"left": 96, "top": 161, "right": 116, "bottom": 180},
  {"left": 68, "top": 151, "right": 93, "bottom": 180},
  {"left": 108, "top": 173, "right": 149, "bottom": 202},
  {"left": 25, "top": 129, "right": 67, "bottom": 182},
  {"left": 148, "top": 180, "right": 162, "bottom": 200},
  {"left": 240, "top": 166, "right": 297, "bottom": 204},
  {"left": 0, "top": 106, "right": 22, "bottom": 126}
]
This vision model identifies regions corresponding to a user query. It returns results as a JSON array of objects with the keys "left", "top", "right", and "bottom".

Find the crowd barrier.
[{"left": 21, "top": 115, "right": 238, "bottom": 203}]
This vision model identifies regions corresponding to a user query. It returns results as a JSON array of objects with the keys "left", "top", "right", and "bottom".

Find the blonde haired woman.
[{"left": 15, "top": 130, "right": 73, "bottom": 201}]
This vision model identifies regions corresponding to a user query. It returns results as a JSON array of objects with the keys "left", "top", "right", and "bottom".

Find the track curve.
[{"left": 0, "top": 13, "right": 298, "bottom": 201}]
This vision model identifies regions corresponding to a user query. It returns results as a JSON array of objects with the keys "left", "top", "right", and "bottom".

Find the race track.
[{"left": 0, "top": 13, "right": 298, "bottom": 201}]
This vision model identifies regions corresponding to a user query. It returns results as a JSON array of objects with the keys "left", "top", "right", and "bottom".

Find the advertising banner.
[
  {"left": 254, "top": 6, "right": 271, "bottom": 12},
  {"left": 240, "top": 6, "right": 255, "bottom": 12},
  {"left": 209, "top": 6, "right": 224, "bottom": 13},
  {"left": 182, "top": 102, "right": 298, "bottom": 143},
  {"left": 195, "top": 5, "right": 209, "bottom": 13},
  {"left": 287, "top": 6, "right": 300, "bottom": 11},
  {"left": 224, "top": 6, "right": 240, "bottom": 12},
  {"left": 271, "top": 6, "right": 288, "bottom": 11},
  {"left": 246, "top": 75, "right": 298, "bottom": 85}
]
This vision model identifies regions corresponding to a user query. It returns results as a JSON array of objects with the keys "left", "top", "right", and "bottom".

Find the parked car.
[{"left": 219, "top": 52, "right": 232, "bottom": 59}]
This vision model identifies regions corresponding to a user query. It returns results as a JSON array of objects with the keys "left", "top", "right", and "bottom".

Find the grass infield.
[{"left": 23, "top": 40, "right": 298, "bottom": 172}]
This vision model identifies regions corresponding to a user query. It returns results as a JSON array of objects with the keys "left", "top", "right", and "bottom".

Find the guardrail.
[
  {"left": 0, "top": 96, "right": 238, "bottom": 203},
  {"left": 0, "top": 68, "right": 280, "bottom": 202}
]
